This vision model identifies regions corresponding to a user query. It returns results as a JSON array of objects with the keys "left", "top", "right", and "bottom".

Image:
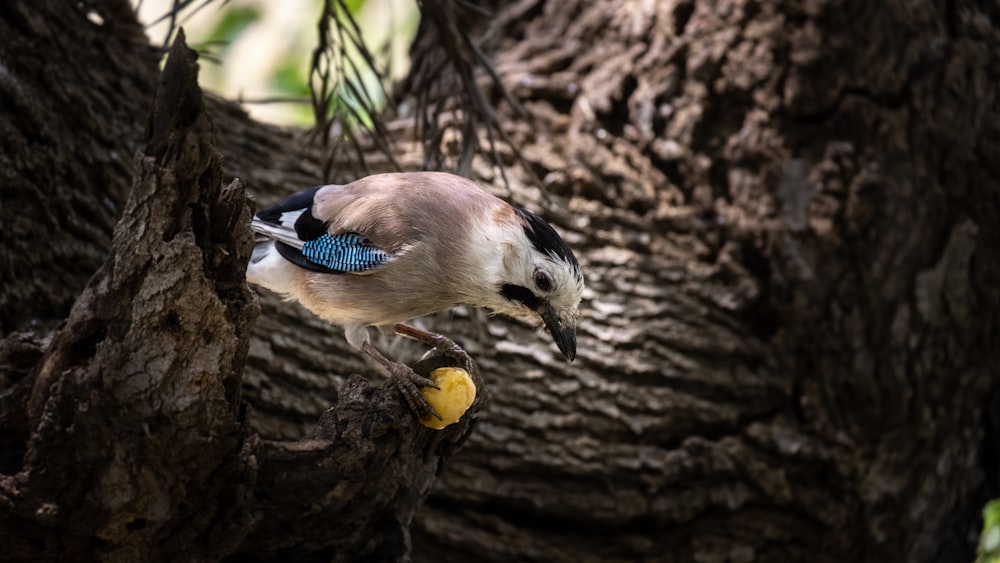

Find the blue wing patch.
[{"left": 301, "top": 233, "right": 388, "bottom": 272}]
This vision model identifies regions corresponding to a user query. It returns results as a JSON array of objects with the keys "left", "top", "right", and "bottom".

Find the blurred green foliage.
[
  {"left": 140, "top": 0, "right": 415, "bottom": 126},
  {"left": 978, "top": 499, "right": 1000, "bottom": 563},
  {"left": 205, "top": 6, "right": 261, "bottom": 44},
  {"left": 271, "top": 54, "right": 314, "bottom": 124}
]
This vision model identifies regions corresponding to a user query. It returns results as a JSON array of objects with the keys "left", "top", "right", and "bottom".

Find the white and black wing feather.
[{"left": 252, "top": 186, "right": 388, "bottom": 274}]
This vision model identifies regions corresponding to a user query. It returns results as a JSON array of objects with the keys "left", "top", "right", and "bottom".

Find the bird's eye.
[{"left": 534, "top": 270, "right": 553, "bottom": 292}]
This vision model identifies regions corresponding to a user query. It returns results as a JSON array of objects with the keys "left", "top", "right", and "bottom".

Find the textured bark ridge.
[
  {"left": 0, "top": 1, "right": 160, "bottom": 333},
  {"left": 233, "top": 347, "right": 485, "bottom": 562},
  {"left": 1, "top": 32, "right": 258, "bottom": 560},
  {"left": 408, "top": 1, "right": 1000, "bottom": 561}
]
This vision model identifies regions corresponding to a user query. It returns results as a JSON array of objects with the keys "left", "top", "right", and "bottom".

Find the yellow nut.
[{"left": 419, "top": 367, "right": 477, "bottom": 429}]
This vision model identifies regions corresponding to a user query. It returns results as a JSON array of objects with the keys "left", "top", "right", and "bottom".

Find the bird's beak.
[{"left": 540, "top": 303, "right": 576, "bottom": 362}]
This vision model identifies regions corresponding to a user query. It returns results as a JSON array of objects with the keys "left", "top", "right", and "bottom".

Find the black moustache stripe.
[{"left": 500, "top": 284, "right": 543, "bottom": 310}]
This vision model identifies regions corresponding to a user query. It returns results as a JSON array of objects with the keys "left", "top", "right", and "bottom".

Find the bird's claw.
[{"left": 388, "top": 362, "right": 443, "bottom": 421}]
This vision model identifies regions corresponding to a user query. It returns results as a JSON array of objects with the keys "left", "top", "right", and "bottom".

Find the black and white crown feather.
[{"left": 513, "top": 207, "right": 581, "bottom": 275}]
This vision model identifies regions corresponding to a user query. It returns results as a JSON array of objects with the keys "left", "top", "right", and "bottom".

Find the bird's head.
[{"left": 488, "top": 207, "right": 584, "bottom": 361}]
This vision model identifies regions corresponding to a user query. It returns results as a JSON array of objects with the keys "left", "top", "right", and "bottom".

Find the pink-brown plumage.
[{"left": 247, "top": 171, "right": 583, "bottom": 417}]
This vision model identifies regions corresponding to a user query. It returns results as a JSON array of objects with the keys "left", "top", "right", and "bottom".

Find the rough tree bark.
[
  {"left": 2, "top": 20, "right": 488, "bottom": 563},
  {"left": 1, "top": 0, "right": 998, "bottom": 562}
]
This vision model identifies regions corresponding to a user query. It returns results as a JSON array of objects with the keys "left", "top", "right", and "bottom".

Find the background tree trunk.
[{"left": 1, "top": 0, "right": 998, "bottom": 562}]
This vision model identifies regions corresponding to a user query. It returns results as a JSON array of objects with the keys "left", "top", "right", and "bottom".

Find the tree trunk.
[{"left": 1, "top": 0, "right": 998, "bottom": 562}]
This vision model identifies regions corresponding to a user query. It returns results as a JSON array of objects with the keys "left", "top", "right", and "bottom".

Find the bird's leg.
[
  {"left": 392, "top": 324, "right": 469, "bottom": 362},
  {"left": 361, "top": 341, "right": 442, "bottom": 421}
]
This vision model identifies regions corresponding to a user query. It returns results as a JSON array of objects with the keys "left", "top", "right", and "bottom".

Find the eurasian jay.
[{"left": 247, "top": 171, "right": 584, "bottom": 418}]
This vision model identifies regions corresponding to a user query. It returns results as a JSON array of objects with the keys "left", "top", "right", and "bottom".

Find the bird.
[{"left": 247, "top": 171, "right": 584, "bottom": 418}]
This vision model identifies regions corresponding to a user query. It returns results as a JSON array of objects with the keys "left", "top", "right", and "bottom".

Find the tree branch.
[{"left": 0, "top": 29, "right": 484, "bottom": 562}]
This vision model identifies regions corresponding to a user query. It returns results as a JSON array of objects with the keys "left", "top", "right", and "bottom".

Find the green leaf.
[
  {"left": 978, "top": 500, "right": 1000, "bottom": 563},
  {"left": 205, "top": 7, "right": 261, "bottom": 45}
]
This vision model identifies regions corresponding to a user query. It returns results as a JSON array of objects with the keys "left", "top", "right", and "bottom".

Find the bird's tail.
[{"left": 250, "top": 217, "right": 304, "bottom": 249}]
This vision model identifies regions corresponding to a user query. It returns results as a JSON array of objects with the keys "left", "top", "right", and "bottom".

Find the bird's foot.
[
  {"left": 386, "top": 360, "right": 443, "bottom": 421},
  {"left": 393, "top": 324, "right": 469, "bottom": 363},
  {"left": 362, "top": 340, "right": 443, "bottom": 420}
]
